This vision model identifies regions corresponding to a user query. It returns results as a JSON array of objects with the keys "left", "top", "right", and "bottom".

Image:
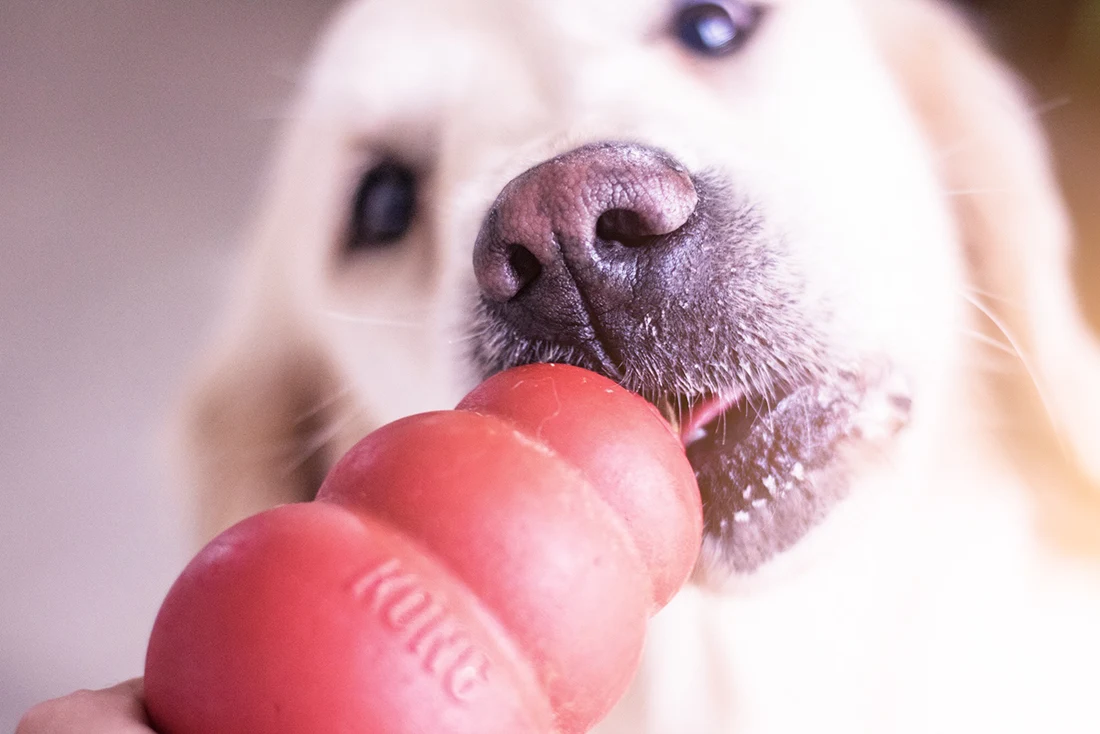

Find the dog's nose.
[{"left": 473, "top": 143, "right": 698, "bottom": 318}]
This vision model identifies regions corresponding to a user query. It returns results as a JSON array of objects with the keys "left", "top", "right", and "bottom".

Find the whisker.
[
  {"left": 959, "top": 349, "right": 1028, "bottom": 375},
  {"left": 280, "top": 404, "right": 366, "bottom": 481},
  {"left": 959, "top": 282, "right": 1018, "bottom": 306},
  {"left": 1027, "top": 95, "right": 1072, "bottom": 119},
  {"left": 962, "top": 329, "right": 1020, "bottom": 358},
  {"left": 935, "top": 96, "right": 1069, "bottom": 163},
  {"left": 450, "top": 319, "right": 501, "bottom": 347},
  {"left": 321, "top": 309, "right": 429, "bottom": 328},
  {"left": 960, "top": 291, "right": 1069, "bottom": 456},
  {"left": 720, "top": 399, "right": 729, "bottom": 446},
  {"left": 292, "top": 383, "right": 355, "bottom": 425},
  {"left": 446, "top": 332, "right": 486, "bottom": 346},
  {"left": 761, "top": 382, "right": 776, "bottom": 436}
]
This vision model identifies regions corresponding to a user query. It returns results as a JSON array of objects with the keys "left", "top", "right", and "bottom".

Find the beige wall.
[{"left": 0, "top": 2, "right": 337, "bottom": 727}]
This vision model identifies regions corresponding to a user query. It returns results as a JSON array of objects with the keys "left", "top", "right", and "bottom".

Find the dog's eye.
[
  {"left": 674, "top": 1, "right": 764, "bottom": 57},
  {"left": 347, "top": 162, "right": 417, "bottom": 250}
]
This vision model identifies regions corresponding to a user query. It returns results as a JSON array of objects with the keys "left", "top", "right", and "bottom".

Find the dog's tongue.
[{"left": 680, "top": 391, "right": 744, "bottom": 446}]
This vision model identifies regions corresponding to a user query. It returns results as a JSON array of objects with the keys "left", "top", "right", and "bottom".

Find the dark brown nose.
[{"left": 473, "top": 143, "right": 698, "bottom": 321}]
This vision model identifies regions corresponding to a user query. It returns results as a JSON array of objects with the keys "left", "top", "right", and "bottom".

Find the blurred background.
[
  {"left": 1, "top": 1, "right": 340, "bottom": 726},
  {"left": 0, "top": 0, "right": 1096, "bottom": 729}
]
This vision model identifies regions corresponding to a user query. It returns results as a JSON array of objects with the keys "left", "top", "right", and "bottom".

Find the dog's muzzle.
[{"left": 469, "top": 142, "right": 912, "bottom": 575}]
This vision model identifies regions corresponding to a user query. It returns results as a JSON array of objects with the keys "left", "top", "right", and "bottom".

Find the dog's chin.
[{"left": 671, "top": 364, "right": 913, "bottom": 577}]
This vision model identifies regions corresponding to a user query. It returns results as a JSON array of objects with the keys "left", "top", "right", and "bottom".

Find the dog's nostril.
[
  {"left": 473, "top": 143, "right": 699, "bottom": 309},
  {"left": 596, "top": 209, "right": 661, "bottom": 248},
  {"left": 508, "top": 244, "right": 543, "bottom": 294}
]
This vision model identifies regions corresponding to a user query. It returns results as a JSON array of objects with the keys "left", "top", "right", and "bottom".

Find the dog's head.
[{"left": 182, "top": 0, "right": 1100, "bottom": 580}]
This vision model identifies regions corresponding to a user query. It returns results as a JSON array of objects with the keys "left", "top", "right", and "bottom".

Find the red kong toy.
[{"left": 144, "top": 363, "right": 702, "bottom": 734}]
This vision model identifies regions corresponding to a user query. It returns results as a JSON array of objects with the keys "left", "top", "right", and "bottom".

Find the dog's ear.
[
  {"left": 868, "top": 0, "right": 1100, "bottom": 542},
  {"left": 176, "top": 245, "right": 343, "bottom": 544}
]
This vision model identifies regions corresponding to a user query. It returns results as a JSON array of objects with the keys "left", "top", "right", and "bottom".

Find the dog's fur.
[{"left": 179, "top": 0, "right": 1100, "bottom": 731}]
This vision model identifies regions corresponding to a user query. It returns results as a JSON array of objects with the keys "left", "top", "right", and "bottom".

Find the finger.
[{"left": 17, "top": 678, "right": 154, "bottom": 733}]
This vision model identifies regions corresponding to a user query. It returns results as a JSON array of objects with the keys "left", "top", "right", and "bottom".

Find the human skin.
[{"left": 16, "top": 679, "right": 153, "bottom": 733}]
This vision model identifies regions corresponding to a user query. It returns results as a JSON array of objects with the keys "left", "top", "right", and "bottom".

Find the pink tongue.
[{"left": 680, "top": 391, "right": 744, "bottom": 446}]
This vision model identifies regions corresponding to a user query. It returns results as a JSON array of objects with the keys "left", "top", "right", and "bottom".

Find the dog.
[{"left": 177, "top": 0, "right": 1100, "bottom": 731}]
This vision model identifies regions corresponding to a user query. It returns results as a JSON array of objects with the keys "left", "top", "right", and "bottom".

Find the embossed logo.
[{"left": 352, "top": 559, "right": 491, "bottom": 700}]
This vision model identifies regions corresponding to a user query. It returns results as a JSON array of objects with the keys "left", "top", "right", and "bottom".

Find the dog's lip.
[{"left": 680, "top": 390, "right": 747, "bottom": 447}]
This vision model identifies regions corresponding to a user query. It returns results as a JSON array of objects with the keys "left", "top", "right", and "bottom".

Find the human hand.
[{"left": 17, "top": 679, "right": 155, "bottom": 733}]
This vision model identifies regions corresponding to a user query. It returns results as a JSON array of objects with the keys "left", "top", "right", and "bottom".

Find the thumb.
[{"left": 17, "top": 678, "right": 154, "bottom": 733}]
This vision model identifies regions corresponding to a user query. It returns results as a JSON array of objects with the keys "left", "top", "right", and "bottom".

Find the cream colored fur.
[{"left": 180, "top": 0, "right": 1100, "bottom": 731}]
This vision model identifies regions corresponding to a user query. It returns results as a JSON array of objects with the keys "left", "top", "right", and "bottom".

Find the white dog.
[{"left": 175, "top": 0, "right": 1100, "bottom": 732}]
